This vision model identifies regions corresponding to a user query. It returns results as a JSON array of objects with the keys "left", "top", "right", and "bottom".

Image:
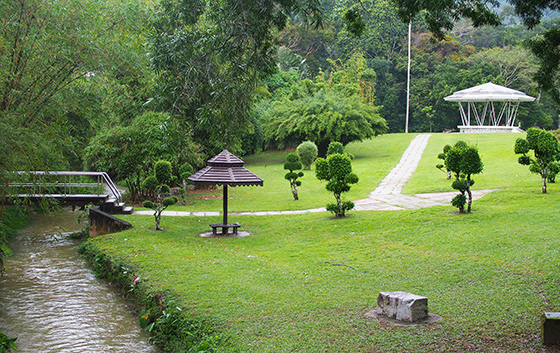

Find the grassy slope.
[
  {"left": 90, "top": 133, "right": 560, "bottom": 352},
  {"left": 165, "top": 133, "right": 416, "bottom": 212}
]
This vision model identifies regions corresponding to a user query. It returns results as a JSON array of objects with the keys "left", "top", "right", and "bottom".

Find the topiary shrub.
[
  {"left": 444, "top": 141, "right": 483, "bottom": 213},
  {"left": 327, "top": 142, "right": 344, "bottom": 156},
  {"left": 514, "top": 127, "right": 560, "bottom": 193},
  {"left": 143, "top": 160, "right": 177, "bottom": 230},
  {"left": 284, "top": 152, "right": 304, "bottom": 200},
  {"left": 326, "top": 141, "right": 354, "bottom": 160},
  {"left": 296, "top": 141, "right": 318, "bottom": 170},
  {"left": 315, "top": 153, "right": 358, "bottom": 217}
]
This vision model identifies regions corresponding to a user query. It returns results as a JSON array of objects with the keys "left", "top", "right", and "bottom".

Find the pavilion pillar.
[{"left": 223, "top": 184, "right": 228, "bottom": 227}]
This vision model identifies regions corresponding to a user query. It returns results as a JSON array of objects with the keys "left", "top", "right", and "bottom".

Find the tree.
[
  {"left": 142, "top": 160, "right": 178, "bottom": 231},
  {"left": 444, "top": 141, "right": 484, "bottom": 213},
  {"left": 315, "top": 145, "right": 359, "bottom": 217},
  {"left": 265, "top": 89, "right": 387, "bottom": 155},
  {"left": 388, "top": 0, "right": 560, "bottom": 125},
  {"left": 296, "top": 141, "right": 318, "bottom": 170},
  {"left": 84, "top": 111, "right": 202, "bottom": 201},
  {"left": 0, "top": 0, "right": 152, "bottom": 169},
  {"left": 284, "top": 153, "right": 304, "bottom": 200},
  {"left": 0, "top": 0, "right": 154, "bottom": 228},
  {"left": 525, "top": 28, "right": 560, "bottom": 119},
  {"left": 337, "top": 0, "right": 409, "bottom": 61},
  {"left": 150, "top": 0, "right": 322, "bottom": 154},
  {"left": 515, "top": 127, "right": 560, "bottom": 193}
]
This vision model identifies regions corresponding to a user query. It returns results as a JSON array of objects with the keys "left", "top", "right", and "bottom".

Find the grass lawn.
[
  {"left": 89, "top": 133, "right": 560, "bottom": 352},
  {"left": 162, "top": 133, "right": 417, "bottom": 213}
]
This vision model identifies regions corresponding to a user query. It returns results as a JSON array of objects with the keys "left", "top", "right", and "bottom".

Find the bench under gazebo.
[
  {"left": 444, "top": 82, "right": 536, "bottom": 133},
  {"left": 188, "top": 149, "right": 263, "bottom": 236}
]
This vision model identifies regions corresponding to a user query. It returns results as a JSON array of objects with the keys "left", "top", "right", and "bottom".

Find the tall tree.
[
  {"left": 389, "top": 0, "right": 560, "bottom": 127},
  {"left": 150, "top": 0, "right": 322, "bottom": 155},
  {"left": 0, "top": 0, "right": 154, "bottom": 221}
]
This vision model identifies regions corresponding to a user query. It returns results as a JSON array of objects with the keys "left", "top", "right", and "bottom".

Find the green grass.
[
  {"left": 89, "top": 133, "right": 560, "bottom": 352},
  {"left": 163, "top": 133, "right": 417, "bottom": 213},
  {"left": 404, "top": 133, "right": 535, "bottom": 195}
]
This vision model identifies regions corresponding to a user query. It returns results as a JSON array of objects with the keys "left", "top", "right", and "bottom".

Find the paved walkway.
[{"left": 134, "top": 134, "right": 496, "bottom": 217}]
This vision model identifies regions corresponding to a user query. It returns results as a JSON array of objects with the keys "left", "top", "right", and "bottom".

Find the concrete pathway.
[{"left": 133, "top": 134, "right": 496, "bottom": 217}]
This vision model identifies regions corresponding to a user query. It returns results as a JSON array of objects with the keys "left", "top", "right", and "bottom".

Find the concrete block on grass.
[
  {"left": 377, "top": 291, "right": 428, "bottom": 323},
  {"left": 542, "top": 312, "right": 560, "bottom": 345}
]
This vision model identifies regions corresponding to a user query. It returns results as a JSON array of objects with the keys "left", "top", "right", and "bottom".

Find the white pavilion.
[{"left": 444, "top": 82, "right": 536, "bottom": 133}]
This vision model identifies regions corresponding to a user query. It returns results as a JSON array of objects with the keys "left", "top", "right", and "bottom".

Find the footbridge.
[{"left": 5, "top": 171, "right": 132, "bottom": 214}]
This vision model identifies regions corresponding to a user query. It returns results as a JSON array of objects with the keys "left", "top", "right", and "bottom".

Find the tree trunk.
[
  {"left": 291, "top": 183, "right": 299, "bottom": 200},
  {"left": 335, "top": 192, "right": 343, "bottom": 217},
  {"left": 155, "top": 209, "right": 162, "bottom": 230},
  {"left": 466, "top": 178, "right": 473, "bottom": 213},
  {"left": 542, "top": 175, "right": 547, "bottom": 193}
]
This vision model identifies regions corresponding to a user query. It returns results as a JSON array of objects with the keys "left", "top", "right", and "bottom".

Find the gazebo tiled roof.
[{"left": 188, "top": 150, "right": 263, "bottom": 187}]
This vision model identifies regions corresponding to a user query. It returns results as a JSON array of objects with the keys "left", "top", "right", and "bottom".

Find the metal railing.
[{"left": 8, "top": 171, "right": 122, "bottom": 203}]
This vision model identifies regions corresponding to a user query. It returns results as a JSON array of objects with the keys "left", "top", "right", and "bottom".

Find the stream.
[{"left": 0, "top": 208, "right": 159, "bottom": 352}]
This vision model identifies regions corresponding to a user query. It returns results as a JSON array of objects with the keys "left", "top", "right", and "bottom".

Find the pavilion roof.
[
  {"left": 188, "top": 149, "right": 263, "bottom": 187},
  {"left": 444, "top": 82, "right": 536, "bottom": 103}
]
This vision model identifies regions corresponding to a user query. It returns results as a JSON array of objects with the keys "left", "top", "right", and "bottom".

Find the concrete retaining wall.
[{"left": 89, "top": 206, "right": 132, "bottom": 237}]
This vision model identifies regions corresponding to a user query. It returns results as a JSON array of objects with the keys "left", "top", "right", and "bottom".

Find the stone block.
[
  {"left": 542, "top": 312, "right": 560, "bottom": 345},
  {"left": 377, "top": 291, "right": 428, "bottom": 323}
]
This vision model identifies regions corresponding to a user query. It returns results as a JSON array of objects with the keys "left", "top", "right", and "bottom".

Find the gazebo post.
[{"left": 222, "top": 184, "right": 228, "bottom": 232}]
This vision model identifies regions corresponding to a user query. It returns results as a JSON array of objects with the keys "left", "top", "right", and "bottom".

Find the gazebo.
[
  {"left": 188, "top": 149, "right": 263, "bottom": 236},
  {"left": 444, "top": 82, "right": 536, "bottom": 133}
]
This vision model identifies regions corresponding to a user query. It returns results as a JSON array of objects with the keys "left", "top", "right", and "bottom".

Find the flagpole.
[{"left": 405, "top": 19, "right": 411, "bottom": 133}]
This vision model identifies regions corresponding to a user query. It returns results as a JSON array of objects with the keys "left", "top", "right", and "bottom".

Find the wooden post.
[{"left": 222, "top": 184, "right": 228, "bottom": 234}]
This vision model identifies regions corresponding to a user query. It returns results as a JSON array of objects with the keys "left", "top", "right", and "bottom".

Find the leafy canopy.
[
  {"left": 150, "top": 0, "right": 322, "bottom": 154},
  {"left": 263, "top": 53, "right": 387, "bottom": 155}
]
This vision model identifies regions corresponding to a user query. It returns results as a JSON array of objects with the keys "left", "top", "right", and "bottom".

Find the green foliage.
[
  {"left": 336, "top": 0, "right": 409, "bottom": 61},
  {"left": 327, "top": 142, "right": 344, "bottom": 156},
  {"left": 436, "top": 144, "right": 452, "bottom": 178},
  {"left": 343, "top": 6, "right": 366, "bottom": 37},
  {"left": 393, "top": 0, "right": 500, "bottom": 39},
  {"left": 143, "top": 200, "right": 156, "bottom": 209},
  {"left": 514, "top": 127, "right": 560, "bottom": 193},
  {"left": 142, "top": 176, "right": 158, "bottom": 192},
  {"left": 162, "top": 196, "right": 178, "bottom": 207},
  {"left": 284, "top": 153, "right": 304, "bottom": 201},
  {"left": 150, "top": 0, "right": 322, "bottom": 155},
  {"left": 0, "top": 0, "right": 154, "bottom": 176},
  {"left": 0, "top": 331, "right": 17, "bottom": 353},
  {"left": 179, "top": 163, "right": 194, "bottom": 182},
  {"left": 296, "top": 141, "right": 318, "bottom": 170},
  {"left": 155, "top": 161, "right": 173, "bottom": 184},
  {"left": 315, "top": 153, "right": 359, "bottom": 217},
  {"left": 260, "top": 53, "right": 387, "bottom": 155},
  {"left": 444, "top": 141, "right": 483, "bottom": 213},
  {"left": 85, "top": 111, "right": 201, "bottom": 201},
  {"left": 264, "top": 89, "right": 387, "bottom": 156}
]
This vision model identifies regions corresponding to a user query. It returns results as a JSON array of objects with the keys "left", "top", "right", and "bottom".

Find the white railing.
[{"left": 8, "top": 171, "right": 122, "bottom": 203}]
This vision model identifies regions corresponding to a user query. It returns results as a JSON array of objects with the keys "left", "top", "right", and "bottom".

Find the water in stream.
[{"left": 0, "top": 208, "right": 159, "bottom": 352}]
